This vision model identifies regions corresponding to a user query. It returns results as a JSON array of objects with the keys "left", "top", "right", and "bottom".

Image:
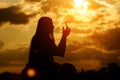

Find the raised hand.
[{"left": 62, "top": 24, "right": 71, "bottom": 37}]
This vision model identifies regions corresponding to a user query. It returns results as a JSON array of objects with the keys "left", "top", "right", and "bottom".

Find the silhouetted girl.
[{"left": 28, "top": 17, "right": 70, "bottom": 66}]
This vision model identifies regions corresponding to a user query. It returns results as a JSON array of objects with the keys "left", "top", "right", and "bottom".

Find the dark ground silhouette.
[{"left": 0, "top": 62, "right": 120, "bottom": 80}]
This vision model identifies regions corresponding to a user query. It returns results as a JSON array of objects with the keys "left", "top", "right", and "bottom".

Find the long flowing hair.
[{"left": 34, "top": 17, "right": 54, "bottom": 40}]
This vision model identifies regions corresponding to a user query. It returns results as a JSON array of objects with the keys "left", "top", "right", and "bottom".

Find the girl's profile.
[{"left": 28, "top": 17, "right": 71, "bottom": 66}]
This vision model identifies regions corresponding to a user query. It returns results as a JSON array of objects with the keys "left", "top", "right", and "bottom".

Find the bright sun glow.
[
  {"left": 74, "top": 0, "right": 84, "bottom": 7},
  {"left": 70, "top": 0, "right": 95, "bottom": 22},
  {"left": 73, "top": 0, "right": 90, "bottom": 9}
]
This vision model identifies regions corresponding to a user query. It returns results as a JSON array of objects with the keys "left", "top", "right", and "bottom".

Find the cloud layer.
[
  {"left": 0, "top": 47, "right": 28, "bottom": 67},
  {"left": 0, "top": 5, "right": 35, "bottom": 26},
  {"left": 91, "top": 28, "right": 120, "bottom": 51}
]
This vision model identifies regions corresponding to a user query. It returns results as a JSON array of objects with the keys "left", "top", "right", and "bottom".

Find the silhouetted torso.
[
  {"left": 24, "top": 17, "right": 70, "bottom": 80},
  {"left": 29, "top": 35, "right": 57, "bottom": 65}
]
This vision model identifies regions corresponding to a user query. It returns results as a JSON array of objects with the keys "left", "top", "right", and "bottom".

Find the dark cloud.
[
  {"left": 101, "top": 50, "right": 120, "bottom": 66},
  {"left": 0, "top": 5, "right": 34, "bottom": 26},
  {"left": 64, "top": 47, "right": 120, "bottom": 69},
  {"left": 66, "top": 40, "right": 93, "bottom": 53},
  {"left": 0, "top": 40, "right": 4, "bottom": 49},
  {"left": 67, "top": 41, "right": 84, "bottom": 52},
  {"left": 56, "top": 46, "right": 120, "bottom": 69},
  {"left": 65, "top": 47, "right": 106, "bottom": 62},
  {"left": 90, "top": 28, "right": 120, "bottom": 51},
  {"left": 26, "top": 0, "right": 41, "bottom": 2},
  {"left": 0, "top": 47, "right": 28, "bottom": 67}
]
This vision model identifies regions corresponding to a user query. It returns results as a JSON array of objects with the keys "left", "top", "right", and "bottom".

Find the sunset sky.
[{"left": 0, "top": 0, "right": 120, "bottom": 73}]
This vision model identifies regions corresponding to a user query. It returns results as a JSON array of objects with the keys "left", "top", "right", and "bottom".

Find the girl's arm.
[{"left": 54, "top": 26, "right": 70, "bottom": 57}]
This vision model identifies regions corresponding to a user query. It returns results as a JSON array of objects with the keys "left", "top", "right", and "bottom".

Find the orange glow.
[
  {"left": 64, "top": 0, "right": 103, "bottom": 23},
  {"left": 27, "top": 68, "right": 36, "bottom": 77}
]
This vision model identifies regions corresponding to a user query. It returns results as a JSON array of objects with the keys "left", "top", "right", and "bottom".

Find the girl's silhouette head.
[{"left": 35, "top": 17, "right": 54, "bottom": 36}]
